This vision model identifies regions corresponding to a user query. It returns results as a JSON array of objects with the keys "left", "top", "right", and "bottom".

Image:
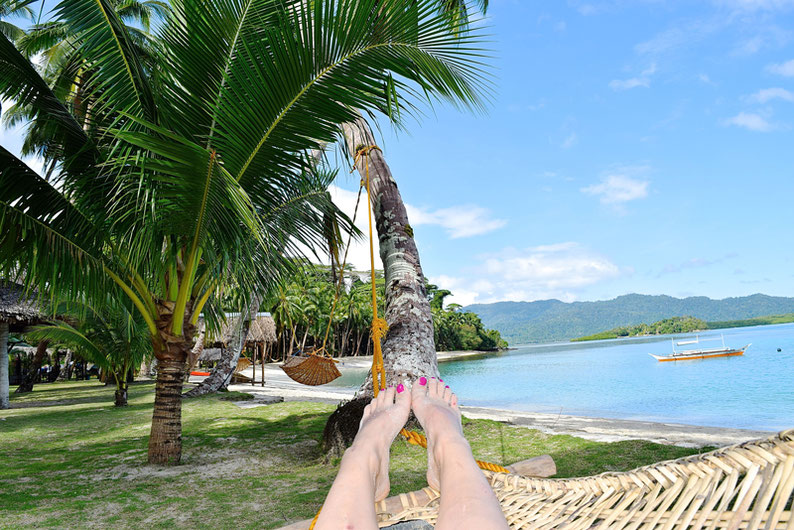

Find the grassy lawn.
[{"left": 1, "top": 381, "right": 710, "bottom": 529}]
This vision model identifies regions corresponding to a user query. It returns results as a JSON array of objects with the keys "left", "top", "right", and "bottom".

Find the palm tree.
[
  {"left": 28, "top": 297, "right": 151, "bottom": 406},
  {"left": 0, "top": 0, "right": 37, "bottom": 42},
  {"left": 0, "top": 0, "right": 487, "bottom": 464}
]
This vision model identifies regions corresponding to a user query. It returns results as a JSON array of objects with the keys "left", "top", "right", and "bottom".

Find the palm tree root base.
[{"left": 322, "top": 396, "right": 371, "bottom": 457}]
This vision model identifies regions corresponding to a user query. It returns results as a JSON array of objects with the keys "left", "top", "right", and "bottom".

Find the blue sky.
[
  {"left": 3, "top": 0, "right": 794, "bottom": 306},
  {"left": 333, "top": 0, "right": 794, "bottom": 305}
]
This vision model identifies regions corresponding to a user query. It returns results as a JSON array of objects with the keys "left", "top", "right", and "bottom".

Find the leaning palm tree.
[{"left": 0, "top": 0, "right": 487, "bottom": 464}]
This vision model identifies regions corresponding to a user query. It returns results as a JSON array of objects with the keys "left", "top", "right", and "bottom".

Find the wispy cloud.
[
  {"left": 713, "top": 0, "right": 794, "bottom": 11},
  {"left": 442, "top": 243, "right": 623, "bottom": 303},
  {"left": 766, "top": 59, "right": 794, "bottom": 76},
  {"left": 609, "top": 64, "right": 657, "bottom": 91},
  {"left": 561, "top": 132, "right": 578, "bottom": 149},
  {"left": 723, "top": 111, "right": 776, "bottom": 131},
  {"left": 581, "top": 171, "right": 650, "bottom": 205},
  {"left": 407, "top": 204, "right": 507, "bottom": 239},
  {"left": 323, "top": 187, "right": 507, "bottom": 271},
  {"left": 747, "top": 87, "right": 794, "bottom": 103},
  {"left": 659, "top": 253, "right": 738, "bottom": 276}
]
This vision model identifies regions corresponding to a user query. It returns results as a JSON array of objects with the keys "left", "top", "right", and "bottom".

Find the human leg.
[
  {"left": 411, "top": 378, "right": 508, "bottom": 530},
  {"left": 315, "top": 385, "right": 411, "bottom": 529}
]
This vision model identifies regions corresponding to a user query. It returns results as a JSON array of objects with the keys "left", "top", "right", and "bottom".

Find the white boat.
[{"left": 649, "top": 335, "right": 750, "bottom": 362}]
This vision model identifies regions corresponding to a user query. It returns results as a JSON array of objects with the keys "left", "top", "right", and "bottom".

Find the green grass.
[{"left": 1, "top": 381, "right": 710, "bottom": 529}]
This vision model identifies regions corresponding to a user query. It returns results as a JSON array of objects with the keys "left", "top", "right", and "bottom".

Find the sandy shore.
[{"left": 218, "top": 350, "right": 773, "bottom": 448}]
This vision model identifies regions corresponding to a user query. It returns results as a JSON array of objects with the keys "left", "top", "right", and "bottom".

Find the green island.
[
  {"left": 572, "top": 313, "right": 794, "bottom": 342},
  {"left": 1, "top": 381, "right": 709, "bottom": 528}
]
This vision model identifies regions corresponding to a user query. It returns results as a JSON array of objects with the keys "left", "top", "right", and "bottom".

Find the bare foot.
[
  {"left": 411, "top": 377, "right": 465, "bottom": 490},
  {"left": 351, "top": 385, "right": 411, "bottom": 501}
]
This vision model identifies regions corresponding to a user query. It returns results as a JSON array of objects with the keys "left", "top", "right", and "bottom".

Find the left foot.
[{"left": 349, "top": 385, "right": 411, "bottom": 501}]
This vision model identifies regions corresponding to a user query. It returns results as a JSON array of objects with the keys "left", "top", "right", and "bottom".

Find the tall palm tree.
[{"left": 0, "top": 0, "right": 487, "bottom": 464}]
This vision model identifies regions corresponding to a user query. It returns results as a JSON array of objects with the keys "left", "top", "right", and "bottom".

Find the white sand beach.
[{"left": 214, "top": 351, "right": 773, "bottom": 448}]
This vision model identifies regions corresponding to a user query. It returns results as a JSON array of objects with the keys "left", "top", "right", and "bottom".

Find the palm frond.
[
  {"left": 54, "top": 0, "right": 156, "bottom": 120},
  {"left": 0, "top": 33, "right": 94, "bottom": 168},
  {"left": 0, "top": 145, "right": 112, "bottom": 305}
]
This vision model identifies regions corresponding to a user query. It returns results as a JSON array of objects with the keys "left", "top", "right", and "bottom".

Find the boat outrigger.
[{"left": 649, "top": 335, "right": 750, "bottom": 362}]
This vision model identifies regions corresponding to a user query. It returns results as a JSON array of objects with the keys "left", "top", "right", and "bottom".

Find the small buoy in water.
[{"left": 777, "top": 348, "right": 782, "bottom": 352}]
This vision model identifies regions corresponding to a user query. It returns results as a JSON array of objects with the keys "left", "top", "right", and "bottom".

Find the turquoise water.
[{"left": 330, "top": 323, "right": 794, "bottom": 430}]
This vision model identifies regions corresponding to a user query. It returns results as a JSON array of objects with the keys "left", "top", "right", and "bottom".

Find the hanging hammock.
[{"left": 281, "top": 349, "right": 342, "bottom": 386}]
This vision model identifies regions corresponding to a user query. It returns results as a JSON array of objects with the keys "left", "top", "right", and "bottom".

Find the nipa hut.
[
  {"left": 1, "top": 282, "right": 43, "bottom": 409},
  {"left": 195, "top": 312, "right": 276, "bottom": 364}
]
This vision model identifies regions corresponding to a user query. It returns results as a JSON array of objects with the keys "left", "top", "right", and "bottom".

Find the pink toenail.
[
  {"left": 439, "top": 379, "right": 444, "bottom": 382},
  {"left": 396, "top": 383, "right": 405, "bottom": 393},
  {"left": 419, "top": 377, "right": 427, "bottom": 386},
  {"left": 445, "top": 385, "right": 449, "bottom": 389}
]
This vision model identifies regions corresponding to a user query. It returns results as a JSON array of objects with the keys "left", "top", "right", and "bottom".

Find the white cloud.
[
  {"left": 444, "top": 243, "right": 622, "bottom": 304},
  {"left": 723, "top": 111, "right": 775, "bottom": 131},
  {"left": 561, "top": 132, "right": 578, "bottom": 149},
  {"left": 323, "top": 186, "right": 506, "bottom": 272},
  {"left": 767, "top": 59, "right": 794, "bottom": 76},
  {"left": 747, "top": 87, "right": 794, "bottom": 103},
  {"left": 609, "top": 64, "right": 656, "bottom": 91},
  {"left": 714, "top": 0, "right": 794, "bottom": 11},
  {"left": 406, "top": 204, "right": 506, "bottom": 239},
  {"left": 581, "top": 174, "right": 650, "bottom": 204}
]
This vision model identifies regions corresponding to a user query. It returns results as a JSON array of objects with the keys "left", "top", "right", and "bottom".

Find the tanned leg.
[
  {"left": 315, "top": 384, "right": 411, "bottom": 529},
  {"left": 411, "top": 377, "right": 509, "bottom": 530}
]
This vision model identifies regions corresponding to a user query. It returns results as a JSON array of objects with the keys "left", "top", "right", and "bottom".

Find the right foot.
[{"left": 411, "top": 377, "right": 466, "bottom": 490}]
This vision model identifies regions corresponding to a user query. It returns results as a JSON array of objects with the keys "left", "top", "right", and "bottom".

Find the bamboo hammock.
[{"left": 375, "top": 428, "right": 794, "bottom": 529}]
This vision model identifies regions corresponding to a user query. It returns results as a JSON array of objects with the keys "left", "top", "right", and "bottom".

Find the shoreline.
[{"left": 220, "top": 351, "right": 773, "bottom": 448}]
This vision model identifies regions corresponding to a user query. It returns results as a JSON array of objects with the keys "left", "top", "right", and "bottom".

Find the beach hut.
[
  {"left": 0, "top": 282, "right": 42, "bottom": 409},
  {"left": 192, "top": 312, "right": 275, "bottom": 384},
  {"left": 245, "top": 313, "right": 276, "bottom": 386}
]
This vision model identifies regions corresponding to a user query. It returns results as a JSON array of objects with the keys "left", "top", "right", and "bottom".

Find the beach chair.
[{"left": 375, "top": 428, "right": 794, "bottom": 529}]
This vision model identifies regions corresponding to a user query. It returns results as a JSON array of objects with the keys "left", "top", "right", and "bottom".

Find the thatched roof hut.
[
  {"left": 200, "top": 312, "right": 276, "bottom": 347},
  {"left": 0, "top": 282, "right": 42, "bottom": 331},
  {"left": 246, "top": 313, "right": 276, "bottom": 345}
]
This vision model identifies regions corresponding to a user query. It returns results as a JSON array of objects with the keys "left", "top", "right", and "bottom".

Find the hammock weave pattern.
[
  {"left": 281, "top": 354, "right": 341, "bottom": 386},
  {"left": 376, "top": 428, "right": 794, "bottom": 529}
]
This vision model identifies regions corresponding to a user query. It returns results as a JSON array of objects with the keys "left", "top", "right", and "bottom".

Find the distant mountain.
[{"left": 464, "top": 293, "right": 794, "bottom": 344}]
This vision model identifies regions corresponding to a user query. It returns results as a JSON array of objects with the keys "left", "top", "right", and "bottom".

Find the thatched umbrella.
[{"left": 1, "top": 282, "right": 42, "bottom": 409}]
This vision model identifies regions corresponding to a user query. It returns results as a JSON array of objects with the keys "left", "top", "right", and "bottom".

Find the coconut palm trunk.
[
  {"left": 0, "top": 322, "right": 9, "bottom": 409},
  {"left": 343, "top": 116, "right": 440, "bottom": 389},
  {"left": 15, "top": 339, "right": 49, "bottom": 393},
  {"left": 57, "top": 351, "right": 73, "bottom": 381},
  {"left": 323, "top": 117, "right": 440, "bottom": 453}
]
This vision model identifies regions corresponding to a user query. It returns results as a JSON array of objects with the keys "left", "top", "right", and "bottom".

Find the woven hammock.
[
  {"left": 374, "top": 428, "right": 794, "bottom": 529},
  {"left": 281, "top": 353, "right": 341, "bottom": 386}
]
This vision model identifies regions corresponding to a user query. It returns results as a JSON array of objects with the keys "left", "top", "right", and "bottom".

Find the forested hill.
[{"left": 464, "top": 293, "right": 794, "bottom": 344}]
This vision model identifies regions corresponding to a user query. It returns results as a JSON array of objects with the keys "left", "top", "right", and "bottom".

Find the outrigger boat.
[{"left": 649, "top": 335, "right": 750, "bottom": 362}]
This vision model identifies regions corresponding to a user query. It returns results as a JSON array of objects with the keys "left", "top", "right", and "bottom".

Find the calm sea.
[{"left": 330, "top": 323, "right": 794, "bottom": 431}]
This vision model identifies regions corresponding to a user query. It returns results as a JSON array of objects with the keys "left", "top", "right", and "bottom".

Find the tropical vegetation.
[
  {"left": 262, "top": 265, "right": 505, "bottom": 360},
  {"left": 0, "top": 0, "right": 489, "bottom": 464},
  {"left": 26, "top": 296, "right": 151, "bottom": 406},
  {"left": 572, "top": 316, "right": 707, "bottom": 342}
]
